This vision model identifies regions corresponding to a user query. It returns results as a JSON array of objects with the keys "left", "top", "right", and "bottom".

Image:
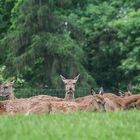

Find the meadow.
[{"left": 0, "top": 110, "right": 140, "bottom": 140}]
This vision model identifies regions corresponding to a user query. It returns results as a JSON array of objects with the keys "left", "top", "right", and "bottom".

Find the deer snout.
[
  {"left": 68, "top": 87, "right": 73, "bottom": 92},
  {"left": 69, "top": 87, "right": 73, "bottom": 91}
]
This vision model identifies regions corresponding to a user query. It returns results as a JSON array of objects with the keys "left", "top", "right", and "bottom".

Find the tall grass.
[{"left": 0, "top": 110, "right": 140, "bottom": 140}]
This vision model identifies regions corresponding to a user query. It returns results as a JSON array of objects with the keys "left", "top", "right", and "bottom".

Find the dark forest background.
[{"left": 0, "top": 0, "right": 140, "bottom": 93}]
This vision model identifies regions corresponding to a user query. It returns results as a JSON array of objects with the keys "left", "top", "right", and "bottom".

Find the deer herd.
[{"left": 0, "top": 74, "right": 140, "bottom": 115}]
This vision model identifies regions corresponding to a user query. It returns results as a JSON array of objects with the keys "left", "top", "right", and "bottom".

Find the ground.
[{"left": 0, "top": 110, "right": 140, "bottom": 140}]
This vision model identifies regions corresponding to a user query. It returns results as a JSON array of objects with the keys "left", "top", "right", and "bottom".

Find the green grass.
[{"left": 0, "top": 110, "right": 140, "bottom": 140}]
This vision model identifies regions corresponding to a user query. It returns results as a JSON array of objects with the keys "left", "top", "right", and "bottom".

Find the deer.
[
  {"left": 60, "top": 74, "right": 80, "bottom": 101},
  {"left": 117, "top": 83, "right": 133, "bottom": 97},
  {"left": 92, "top": 93, "right": 140, "bottom": 111},
  {"left": 0, "top": 80, "right": 16, "bottom": 100}
]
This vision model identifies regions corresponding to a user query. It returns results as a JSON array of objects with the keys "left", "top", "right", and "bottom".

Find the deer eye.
[{"left": 4, "top": 86, "right": 8, "bottom": 89}]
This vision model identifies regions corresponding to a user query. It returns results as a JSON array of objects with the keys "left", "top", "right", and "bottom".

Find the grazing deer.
[
  {"left": 0, "top": 80, "right": 16, "bottom": 100},
  {"left": 60, "top": 74, "right": 80, "bottom": 101}
]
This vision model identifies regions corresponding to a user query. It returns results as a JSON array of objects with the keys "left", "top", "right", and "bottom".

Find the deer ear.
[
  {"left": 74, "top": 74, "right": 80, "bottom": 81},
  {"left": 10, "top": 79, "right": 15, "bottom": 85},
  {"left": 60, "top": 75, "right": 66, "bottom": 81}
]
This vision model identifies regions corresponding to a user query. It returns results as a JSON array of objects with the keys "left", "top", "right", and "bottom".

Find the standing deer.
[
  {"left": 60, "top": 74, "right": 80, "bottom": 101},
  {"left": 0, "top": 80, "right": 16, "bottom": 100}
]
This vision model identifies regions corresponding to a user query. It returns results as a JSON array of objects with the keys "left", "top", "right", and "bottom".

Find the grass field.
[{"left": 0, "top": 110, "right": 140, "bottom": 140}]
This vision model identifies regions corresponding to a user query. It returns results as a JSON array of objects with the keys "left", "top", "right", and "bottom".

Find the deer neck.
[
  {"left": 6, "top": 92, "right": 16, "bottom": 100},
  {"left": 65, "top": 90, "right": 75, "bottom": 101}
]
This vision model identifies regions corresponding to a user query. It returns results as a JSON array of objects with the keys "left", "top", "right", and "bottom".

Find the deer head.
[
  {"left": 0, "top": 80, "right": 16, "bottom": 100},
  {"left": 60, "top": 74, "right": 80, "bottom": 101},
  {"left": 92, "top": 95, "right": 105, "bottom": 111}
]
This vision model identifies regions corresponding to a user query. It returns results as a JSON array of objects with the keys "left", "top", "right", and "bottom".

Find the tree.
[{"left": 0, "top": 0, "right": 96, "bottom": 88}]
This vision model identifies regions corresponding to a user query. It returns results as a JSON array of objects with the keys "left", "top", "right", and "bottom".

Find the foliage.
[
  {"left": 0, "top": 65, "right": 6, "bottom": 84},
  {"left": 0, "top": 0, "right": 140, "bottom": 93},
  {"left": 0, "top": 0, "right": 16, "bottom": 37}
]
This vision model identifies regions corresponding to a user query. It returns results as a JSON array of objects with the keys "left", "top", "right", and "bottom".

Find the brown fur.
[
  {"left": 76, "top": 95, "right": 105, "bottom": 111},
  {"left": 95, "top": 93, "right": 140, "bottom": 111},
  {"left": 136, "top": 100, "right": 140, "bottom": 109},
  {"left": 0, "top": 91, "right": 140, "bottom": 115},
  {"left": 0, "top": 95, "right": 79, "bottom": 115},
  {"left": 0, "top": 102, "right": 6, "bottom": 114},
  {"left": 50, "top": 101, "right": 79, "bottom": 113}
]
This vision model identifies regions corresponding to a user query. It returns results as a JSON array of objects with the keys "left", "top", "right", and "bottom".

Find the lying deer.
[
  {"left": 93, "top": 93, "right": 140, "bottom": 111},
  {"left": 0, "top": 80, "right": 16, "bottom": 100},
  {"left": 60, "top": 74, "right": 80, "bottom": 101}
]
